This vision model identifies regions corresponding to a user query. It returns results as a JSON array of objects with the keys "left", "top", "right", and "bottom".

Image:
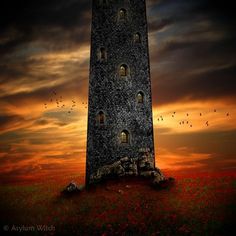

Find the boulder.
[
  {"left": 89, "top": 154, "right": 166, "bottom": 185},
  {"left": 152, "top": 173, "right": 165, "bottom": 185},
  {"left": 62, "top": 181, "right": 84, "bottom": 194},
  {"left": 138, "top": 152, "right": 155, "bottom": 171},
  {"left": 120, "top": 157, "right": 129, "bottom": 163},
  {"left": 140, "top": 170, "right": 154, "bottom": 177},
  {"left": 114, "top": 164, "right": 125, "bottom": 176}
]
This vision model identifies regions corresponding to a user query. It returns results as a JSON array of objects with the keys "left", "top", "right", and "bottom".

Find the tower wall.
[{"left": 86, "top": 0, "right": 155, "bottom": 184}]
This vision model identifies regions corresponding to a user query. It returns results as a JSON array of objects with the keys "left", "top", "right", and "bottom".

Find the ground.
[{"left": 0, "top": 169, "right": 236, "bottom": 236}]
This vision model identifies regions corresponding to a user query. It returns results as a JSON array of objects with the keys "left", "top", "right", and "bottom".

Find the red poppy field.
[{"left": 0, "top": 169, "right": 236, "bottom": 236}]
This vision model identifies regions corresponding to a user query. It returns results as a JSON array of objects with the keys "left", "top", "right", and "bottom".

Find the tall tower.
[{"left": 86, "top": 0, "right": 158, "bottom": 185}]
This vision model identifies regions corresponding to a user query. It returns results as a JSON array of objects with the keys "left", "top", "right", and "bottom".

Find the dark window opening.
[
  {"left": 119, "top": 9, "right": 126, "bottom": 20},
  {"left": 97, "top": 47, "right": 107, "bottom": 61},
  {"left": 100, "top": 47, "right": 106, "bottom": 60},
  {"left": 134, "top": 33, "right": 141, "bottom": 43},
  {"left": 137, "top": 92, "right": 144, "bottom": 103},
  {"left": 120, "top": 64, "right": 128, "bottom": 77},
  {"left": 97, "top": 111, "right": 105, "bottom": 125},
  {"left": 121, "top": 130, "right": 129, "bottom": 143}
]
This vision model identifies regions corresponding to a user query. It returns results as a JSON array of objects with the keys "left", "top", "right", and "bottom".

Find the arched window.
[
  {"left": 97, "top": 47, "right": 107, "bottom": 61},
  {"left": 97, "top": 111, "right": 105, "bottom": 125},
  {"left": 119, "top": 8, "right": 126, "bottom": 21},
  {"left": 120, "top": 64, "right": 128, "bottom": 77},
  {"left": 137, "top": 91, "right": 144, "bottom": 103},
  {"left": 100, "top": 47, "right": 106, "bottom": 60},
  {"left": 134, "top": 33, "right": 141, "bottom": 43},
  {"left": 120, "top": 130, "right": 129, "bottom": 143}
]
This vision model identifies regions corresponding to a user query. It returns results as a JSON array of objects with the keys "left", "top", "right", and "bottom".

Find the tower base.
[{"left": 88, "top": 151, "right": 165, "bottom": 185}]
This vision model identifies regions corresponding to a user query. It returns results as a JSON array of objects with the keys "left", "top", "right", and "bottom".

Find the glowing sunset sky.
[{"left": 0, "top": 0, "right": 236, "bottom": 183}]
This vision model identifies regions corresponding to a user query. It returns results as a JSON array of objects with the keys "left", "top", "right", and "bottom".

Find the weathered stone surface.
[
  {"left": 90, "top": 152, "right": 165, "bottom": 184},
  {"left": 114, "top": 164, "right": 125, "bottom": 176},
  {"left": 139, "top": 171, "right": 154, "bottom": 177},
  {"left": 120, "top": 157, "right": 129, "bottom": 163},
  {"left": 86, "top": 0, "right": 158, "bottom": 185},
  {"left": 152, "top": 173, "right": 165, "bottom": 185}
]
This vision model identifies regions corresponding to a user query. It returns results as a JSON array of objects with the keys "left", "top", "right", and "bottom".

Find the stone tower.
[{"left": 86, "top": 0, "right": 163, "bottom": 185}]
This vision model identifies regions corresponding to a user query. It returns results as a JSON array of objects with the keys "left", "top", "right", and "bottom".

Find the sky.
[{"left": 0, "top": 0, "right": 236, "bottom": 183}]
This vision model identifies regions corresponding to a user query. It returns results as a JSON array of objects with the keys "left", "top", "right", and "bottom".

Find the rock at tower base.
[{"left": 89, "top": 152, "right": 165, "bottom": 185}]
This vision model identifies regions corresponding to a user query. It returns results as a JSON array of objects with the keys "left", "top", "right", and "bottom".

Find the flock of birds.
[
  {"left": 156, "top": 109, "right": 230, "bottom": 128},
  {"left": 44, "top": 91, "right": 88, "bottom": 114},
  {"left": 43, "top": 91, "right": 231, "bottom": 127}
]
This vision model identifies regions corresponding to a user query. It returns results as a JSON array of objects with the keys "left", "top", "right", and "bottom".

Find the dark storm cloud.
[
  {"left": 157, "top": 128, "right": 236, "bottom": 156},
  {"left": 34, "top": 119, "right": 51, "bottom": 126},
  {"left": 149, "top": 0, "right": 236, "bottom": 105},
  {"left": 0, "top": 114, "right": 28, "bottom": 135},
  {"left": 0, "top": 58, "right": 57, "bottom": 86},
  {"left": 152, "top": 37, "right": 236, "bottom": 104},
  {"left": 151, "top": 0, "right": 236, "bottom": 25},
  {"left": 0, "top": 55, "right": 89, "bottom": 97},
  {"left": 154, "top": 63, "right": 236, "bottom": 105},
  {"left": 0, "top": 63, "right": 26, "bottom": 81},
  {"left": 148, "top": 18, "right": 174, "bottom": 33},
  {"left": 0, "top": 1, "right": 90, "bottom": 108},
  {"left": 193, "top": 0, "right": 236, "bottom": 27},
  {"left": 0, "top": 0, "right": 91, "bottom": 28},
  {"left": 1, "top": 71, "right": 88, "bottom": 106},
  {"left": 34, "top": 118, "right": 68, "bottom": 128},
  {"left": 0, "top": 0, "right": 91, "bottom": 56}
]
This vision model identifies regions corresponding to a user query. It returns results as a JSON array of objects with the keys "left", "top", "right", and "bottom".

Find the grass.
[{"left": 0, "top": 169, "right": 236, "bottom": 236}]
